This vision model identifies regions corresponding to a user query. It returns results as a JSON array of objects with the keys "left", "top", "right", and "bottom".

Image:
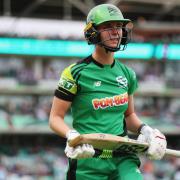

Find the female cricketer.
[{"left": 49, "top": 4, "right": 167, "bottom": 180}]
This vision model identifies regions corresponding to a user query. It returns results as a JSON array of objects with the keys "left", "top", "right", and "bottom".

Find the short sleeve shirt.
[{"left": 55, "top": 55, "right": 138, "bottom": 135}]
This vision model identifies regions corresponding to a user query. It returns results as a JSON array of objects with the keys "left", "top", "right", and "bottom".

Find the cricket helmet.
[{"left": 84, "top": 4, "right": 132, "bottom": 52}]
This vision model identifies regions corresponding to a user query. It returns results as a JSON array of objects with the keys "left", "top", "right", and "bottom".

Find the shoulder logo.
[
  {"left": 59, "top": 77, "right": 75, "bottom": 90},
  {"left": 116, "top": 76, "right": 128, "bottom": 88}
]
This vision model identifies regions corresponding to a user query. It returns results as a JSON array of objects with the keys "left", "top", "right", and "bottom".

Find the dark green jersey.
[{"left": 55, "top": 55, "right": 138, "bottom": 135}]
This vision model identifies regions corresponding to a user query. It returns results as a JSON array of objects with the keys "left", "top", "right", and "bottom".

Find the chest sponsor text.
[{"left": 92, "top": 93, "right": 128, "bottom": 110}]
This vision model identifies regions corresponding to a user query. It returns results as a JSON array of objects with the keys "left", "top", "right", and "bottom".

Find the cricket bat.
[{"left": 69, "top": 133, "right": 180, "bottom": 158}]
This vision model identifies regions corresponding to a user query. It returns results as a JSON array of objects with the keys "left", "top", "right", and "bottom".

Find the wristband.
[
  {"left": 138, "top": 124, "right": 146, "bottom": 134},
  {"left": 66, "top": 129, "right": 76, "bottom": 138}
]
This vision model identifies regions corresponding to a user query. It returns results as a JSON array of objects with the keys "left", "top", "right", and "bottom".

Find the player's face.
[{"left": 97, "top": 21, "right": 123, "bottom": 48}]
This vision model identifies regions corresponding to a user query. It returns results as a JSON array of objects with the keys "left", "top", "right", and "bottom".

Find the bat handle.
[
  {"left": 68, "top": 135, "right": 82, "bottom": 147},
  {"left": 165, "top": 148, "right": 180, "bottom": 158}
]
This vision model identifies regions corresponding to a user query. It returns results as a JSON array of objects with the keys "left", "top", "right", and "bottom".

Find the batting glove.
[
  {"left": 65, "top": 129, "right": 95, "bottom": 159},
  {"left": 137, "top": 125, "right": 167, "bottom": 160}
]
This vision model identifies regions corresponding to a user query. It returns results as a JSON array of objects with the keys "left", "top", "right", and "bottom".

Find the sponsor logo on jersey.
[
  {"left": 116, "top": 76, "right": 128, "bottom": 88},
  {"left": 59, "top": 77, "right": 75, "bottom": 90},
  {"left": 92, "top": 93, "right": 128, "bottom": 110}
]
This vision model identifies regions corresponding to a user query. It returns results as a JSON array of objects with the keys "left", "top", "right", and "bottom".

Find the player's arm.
[
  {"left": 49, "top": 97, "right": 72, "bottom": 138},
  {"left": 49, "top": 64, "right": 95, "bottom": 159},
  {"left": 125, "top": 68, "right": 143, "bottom": 134},
  {"left": 49, "top": 64, "right": 77, "bottom": 137},
  {"left": 124, "top": 95, "right": 142, "bottom": 134}
]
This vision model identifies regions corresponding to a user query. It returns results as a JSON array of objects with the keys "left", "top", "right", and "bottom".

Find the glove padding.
[
  {"left": 137, "top": 126, "right": 167, "bottom": 160},
  {"left": 65, "top": 130, "right": 95, "bottom": 159}
]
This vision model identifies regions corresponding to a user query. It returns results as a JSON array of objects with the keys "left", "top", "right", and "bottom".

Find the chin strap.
[
  {"left": 98, "top": 42, "right": 119, "bottom": 53},
  {"left": 105, "top": 43, "right": 127, "bottom": 52},
  {"left": 101, "top": 44, "right": 126, "bottom": 53},
  {"left": 99, "top": 37, "right": 127, "bottom": 52}
]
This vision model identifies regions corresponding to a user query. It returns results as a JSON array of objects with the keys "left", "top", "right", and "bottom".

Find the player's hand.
[
  {"left": 137, "top": 125, "right": 167, "bottom": 160},
  {"left": 65, "top": 129, "right": 95, "bottom": 159}
]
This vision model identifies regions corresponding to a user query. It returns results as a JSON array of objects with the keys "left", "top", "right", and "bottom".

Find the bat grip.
[{"left": 93, "top": 149, "right": 137, "bottom": 158}]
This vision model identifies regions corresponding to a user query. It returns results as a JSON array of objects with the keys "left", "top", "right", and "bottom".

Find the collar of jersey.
[{"left": 90, "top": 55, "right": 115, "bottom": 68}]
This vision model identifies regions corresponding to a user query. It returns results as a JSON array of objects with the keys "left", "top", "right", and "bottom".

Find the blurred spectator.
[
  {"left": 0, "top": 164, "right": 7, "bottom": 180},
  {"left": 141, "top": 160, "right": 156, "bottom": 180},
  {"left": 17, "top": 61, "right": 37, "bottom": 85},
  {"left": 43, "top": 61, "right": 58, "bottom": 80},
  {"left": 174, "top": 166, "right": 180, "bottom": 180}
]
